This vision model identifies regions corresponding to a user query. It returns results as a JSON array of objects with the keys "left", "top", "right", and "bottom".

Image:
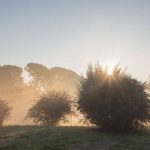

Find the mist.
[{"left": 0, "top": 63, "right": 80, "bottom": 125}]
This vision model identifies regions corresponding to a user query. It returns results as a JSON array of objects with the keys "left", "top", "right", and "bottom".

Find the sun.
[
  {"left": 103, "top": 61, "right": 117, "bottom": 75},
  {"left": 108, "top": 68, "right": 113, "bottom": 75},
  {"left": 107, "top": 64, "right": 115, "bottom": 75}
]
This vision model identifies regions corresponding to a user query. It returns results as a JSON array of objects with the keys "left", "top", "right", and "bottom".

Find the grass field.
[{"left": 0, "top": 126, "right": 150, "bottom": 150}]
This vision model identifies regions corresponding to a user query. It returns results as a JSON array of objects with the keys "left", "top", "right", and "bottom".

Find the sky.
[{"left": 0, "top": 0, "right": 150, "bottom": 81}]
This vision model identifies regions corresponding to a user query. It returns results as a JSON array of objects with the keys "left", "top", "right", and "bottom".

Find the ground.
[{"left": 0, "top": 126, "right": 150, "bottom": 150}]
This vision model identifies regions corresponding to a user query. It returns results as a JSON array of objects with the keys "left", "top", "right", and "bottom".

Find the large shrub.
[
  {"left": 27, "top": 91, "right": 71, "bottom": 126},
  {"left": 0, "top": 100, "right": 11, "bottom": 126},
  {"left": 77, "top": 64, "right": 150, "bottom": 132}
]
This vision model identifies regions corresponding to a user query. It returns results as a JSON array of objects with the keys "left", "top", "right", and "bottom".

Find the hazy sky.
[{"left": 0, "top": 0, "right": 150, "bottom": 81}]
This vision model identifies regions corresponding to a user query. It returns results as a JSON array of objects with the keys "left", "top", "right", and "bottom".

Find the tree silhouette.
[
  {"left": 0, "top": 65, "right": 24, "bottom": 100},
  {"left": 26, "top": 63, "right": 80, "bottom": 93},
  {"left": 78, "top": 64, "right": 150, "bottom": 132}
]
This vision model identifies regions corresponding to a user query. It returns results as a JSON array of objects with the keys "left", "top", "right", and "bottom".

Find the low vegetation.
[{"left": 0, "top": 126, "right": 150, "bottom": 150}]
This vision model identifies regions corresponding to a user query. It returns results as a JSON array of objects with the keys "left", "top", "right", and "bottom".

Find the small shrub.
[
  {"left": 27, "top": 91, "right": 71, "bottom": 126},
  {"left": 0, "top": 100, "right": 11, "bottom": 126}
]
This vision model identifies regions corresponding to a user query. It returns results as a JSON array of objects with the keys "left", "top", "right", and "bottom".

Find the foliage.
[
  {"left": 25, "top": 63, "right": 80, "bottom": 93},
  {"left": 27, "top": 91, "right": 72, "bottom": 126},
  {"left": 0, "top": 65, "right": 24, "bottom": 98},
  {"left": 77, "top": 64, "right": 150, "bottom": 132},
  {"left": 0, "top": 100, "right": 11, "bottom": 126}
]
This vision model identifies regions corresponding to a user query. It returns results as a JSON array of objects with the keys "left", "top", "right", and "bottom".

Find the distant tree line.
[
  {"left": 0, "top": 63, "right": 79, "bottom": 125},
  {"left": 0, "top": 63, "right": 150, "bottom": 133}
]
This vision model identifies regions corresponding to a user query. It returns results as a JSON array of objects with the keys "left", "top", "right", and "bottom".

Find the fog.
[{"left": 0, "top": 63, "right": 80, "bottom": 125}]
